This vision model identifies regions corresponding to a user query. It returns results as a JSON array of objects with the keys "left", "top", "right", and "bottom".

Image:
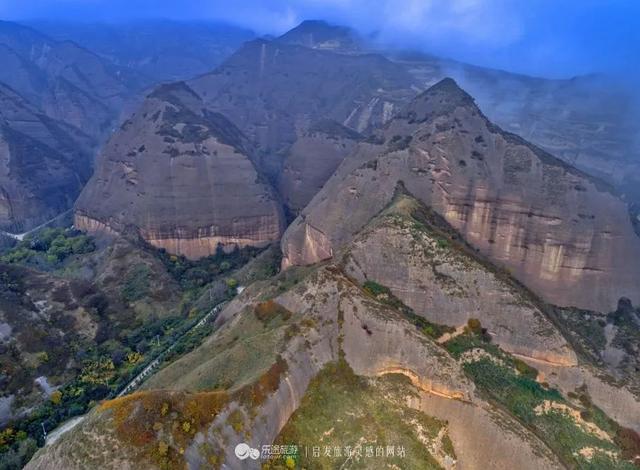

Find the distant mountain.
[
  {"left": 189, "top": 38, "right": 416, "bottom": 181},
  {"left": 28, "top": 20, "right": 255, "bottom": 82},
  {"left": 272, "top": 20, "right": 640, "bottom": 204},
  {"left": 0, "top": 20, "right": 147, "bottom": 138},
  {"left": 74, "top": 82, "right": 284, "bottom": 259},
  {"left": 276, "top": 19, "right": 364, "bottom": 53},
  {"left": 282, "top": 78, "right": 640, "bottom": 313},
  {"left": 0, "top": 83, "right": 93, "bottom": 232}
]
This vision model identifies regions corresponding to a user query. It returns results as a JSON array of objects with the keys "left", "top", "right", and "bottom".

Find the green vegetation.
[
  {"left": 363, "top": 279, "right": 454, "bottom": 339},
  {"left": 267, "top": 359, "right": 452, "bottom": 469},
  {"left": 445, "top": 328, "right": 638, "bottom": 469},
  {"left": 156, "top": 245, "right": 262, "bottom": 291},
  {"left": 0, "top": 228, "right": 95, "bottom": 268},
  {"left": 0, "top": 234, "right": 271, "bottom": 466},
  {"left": 121, "top": 264, "right": 152, "bottom": 302},
  {"left": 363, "top": 280, "right": 391, "bottom": 297}
]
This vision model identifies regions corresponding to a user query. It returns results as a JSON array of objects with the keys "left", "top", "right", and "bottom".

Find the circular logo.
[
  {"left": 235, "top": 443, "right": 251, "bottom": 460},
  {"left": 249, "top": 448, "right": 260, "bottom": 460}
]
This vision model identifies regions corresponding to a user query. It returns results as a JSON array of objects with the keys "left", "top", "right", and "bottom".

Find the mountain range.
[{"left": 0, "top": 17, "right": 639, "bottom": 470}]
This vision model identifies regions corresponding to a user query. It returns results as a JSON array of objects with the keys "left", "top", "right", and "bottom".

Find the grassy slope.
[{"left": 267, "top": 360, "right": 453, "bottom": 470}]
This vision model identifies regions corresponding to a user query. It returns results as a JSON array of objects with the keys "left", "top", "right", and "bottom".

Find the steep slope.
[
  {"left": 27, "top": 203, "right": 640, "bottom": 468},
  {"left": 27, "top": 263, "right": 563, "bottom": 470},
  {"left": 0, "top": 84, "right": 93, "bottom": 232},
  {"left": 342, "top": 190, "right": 576, "bottom": 366},
  {"left": 29, "top": 20, "right": 255, "bottom": 82},
  {"left": 189, "top": 39, "right": 416, "bottom": 181},
  {"left": 278, "top": 119, "right": 363, "bottom": 215},
  {"left": 386, "top": 53, "right": 640, "bottom": 204},
  {"left": 282, "top": 78, "right": 640, "bottom": 312},
  {"left": 0, "top": 21, "right": 146, "bottom": 138},
  {"left": 74, "top": 82, "right": 284, "bottom": 259}
]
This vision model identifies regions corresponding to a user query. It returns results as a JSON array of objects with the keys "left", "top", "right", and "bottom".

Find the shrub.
[
  {"left": 121, "top": 264, "right": 151, "bottom": 302},
  {"left": 363, "top": 280, "right": 391, "bottom": 298},
  {"left": 254, "top": 300, "right": 292, "bottom": 323},
  {"left": 50, "top": 391, "right": 62, "bottom": 405},
  {"left": 513, "top": 358, "right": 539, "bottom": 380}
]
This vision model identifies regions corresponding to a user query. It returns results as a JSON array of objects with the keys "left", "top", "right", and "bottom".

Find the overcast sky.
[{"left": 2, "top": 0, "right": 638, "bottom": 79}]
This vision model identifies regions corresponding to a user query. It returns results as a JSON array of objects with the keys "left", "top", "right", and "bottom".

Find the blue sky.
[{"left": 2, "top": 0, "right": 638, "bottom": 79}]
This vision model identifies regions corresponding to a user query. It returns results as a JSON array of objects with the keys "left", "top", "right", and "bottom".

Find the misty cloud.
[{"left": 1, "top": 0, "right": 638, "bottom": 79}]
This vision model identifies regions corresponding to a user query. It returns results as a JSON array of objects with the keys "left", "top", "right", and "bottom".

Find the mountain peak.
[
  {"left": 148, "top": 81, "right": 201, "bottom": 108},
  {"left": 277, "top": 19, "right": 362, "bottom": 52},
  {"left": 396, "top": 77, "right": 476, "bottom": 125},
  {"left": 416, "top": 77, "right": 475, "bottom": 110}
]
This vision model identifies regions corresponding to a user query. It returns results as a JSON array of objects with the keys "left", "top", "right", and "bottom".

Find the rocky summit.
[
  {"left": 74, "top": 82, "right": 284, "bottom": 259},
  {"left": 282, "top": 78, "right": 640, "bottom": 312}
]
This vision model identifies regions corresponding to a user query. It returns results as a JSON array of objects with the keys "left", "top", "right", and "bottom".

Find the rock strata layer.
[{"left": 282, "top": 78, "right": 640, "bottom": 312}]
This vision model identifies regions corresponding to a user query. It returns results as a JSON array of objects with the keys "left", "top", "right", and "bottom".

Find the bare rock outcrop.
[
  {"left": 282, "top": 78, "right": 640, "bottom": 312},
  {"left": 343, "top": 193, "right": 577, "bottom": 366},
  {"left": 74, "top": 82, "right": 284, "bottom": 259}
]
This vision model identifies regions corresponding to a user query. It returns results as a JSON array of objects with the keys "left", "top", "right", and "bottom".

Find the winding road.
[{"left": 0, "top": 209, "right": 72, "bottom": 241}]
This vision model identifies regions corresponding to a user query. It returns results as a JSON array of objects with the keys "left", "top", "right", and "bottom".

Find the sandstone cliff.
[
  {"left": 282, "top": 78, "right": 640, "bottom": 312},
  {"left": 25, "top": 197, "right": 639, "bottom": 469},
  {"left": 74, "top": 82, "right": 284, "bottom": 259},
  {"left": 342, "top": 192, "right": 577, "bottom": 366}
]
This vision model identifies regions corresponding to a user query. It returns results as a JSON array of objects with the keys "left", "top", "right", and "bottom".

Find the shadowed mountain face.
[
  {"left": 74, "top": 82, "right": 284, "bottom": 259},
  {"left": 0, "top": 21, "right": 147, "bottom": 138},
  {"left": 0, "top": 84, "right": 93, "bottom": 232},
  {"left": 189, "top": 38, "right": 416, "bottom": 182},
  {"left": 282, "top": 78, "right": 640, "bottom": 312},
  {"left": 28, "top": 20, "right": 255, "bottom": 82},
  {"left": 278, "top": 119, "right": 363, "bottom": 215}
]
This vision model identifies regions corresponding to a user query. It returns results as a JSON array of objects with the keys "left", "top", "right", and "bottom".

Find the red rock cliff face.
[
  {"left": 74, "top": 83, "right": 284, "bottom": 259},
  {"left": 282, "top": 79, "right": 640, "bottom": 312}
]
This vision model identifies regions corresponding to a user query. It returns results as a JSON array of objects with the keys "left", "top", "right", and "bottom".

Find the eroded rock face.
[
  {"left": 282, "top": 78, "right": 640, "bottom": 312},
  {"left": 0, "top": 84, "right": 92, "bottom": 232},
  {"left": 74, "top": 82, "right": 284, "bottom": 259},
  {"left": 343, "top": 194, "right": 577, "bottom": 366},
  {"left": 279, "top": 119, "right": 362, "bottom": 214}
]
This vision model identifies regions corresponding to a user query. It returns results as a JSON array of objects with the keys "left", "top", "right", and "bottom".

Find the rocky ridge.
[{"left": 282, "top": 78, "right": 640, "bottom": 312}]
